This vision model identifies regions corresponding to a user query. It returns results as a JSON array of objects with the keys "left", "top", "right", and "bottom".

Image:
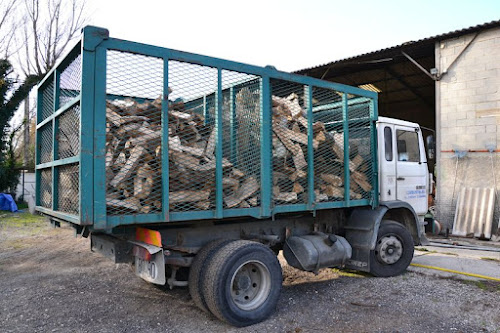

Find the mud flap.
[{"left": 131, "top": 241, "right": 166, "bottom": 285}]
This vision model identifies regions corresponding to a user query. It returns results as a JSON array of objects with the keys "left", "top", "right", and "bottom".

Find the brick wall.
[{"left": 436, "top": 27, "right": 500, "bottom": 231}]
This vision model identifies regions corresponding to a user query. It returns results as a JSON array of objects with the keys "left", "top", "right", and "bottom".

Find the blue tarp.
[{"left": 0, "top": 193, "right": 18, "bottom": 212}]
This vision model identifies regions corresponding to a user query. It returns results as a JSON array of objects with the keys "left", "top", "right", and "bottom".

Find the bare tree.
[
  {"left": 0, "top": 0, "right": 21, "bottom": 58},
  {"left": 17, "top": 0, "right": 87, "bottom": 77}
]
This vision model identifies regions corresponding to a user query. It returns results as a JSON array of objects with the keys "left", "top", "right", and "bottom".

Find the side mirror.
[{"left": 426, "top": 135, "right": 435, "bottom": 160}]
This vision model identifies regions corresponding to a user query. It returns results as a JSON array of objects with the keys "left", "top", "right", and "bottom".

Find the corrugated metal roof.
[{"left": 295, "top": 20, "right": 500, "bottom": 74}]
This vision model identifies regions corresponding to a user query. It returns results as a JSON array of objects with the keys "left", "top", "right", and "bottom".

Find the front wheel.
[
  {"left": 370, "top": 220, "right": 414, "bottom": 277},
  {"left": 202, "top": 240, "right": 282, "bottom": 327}
]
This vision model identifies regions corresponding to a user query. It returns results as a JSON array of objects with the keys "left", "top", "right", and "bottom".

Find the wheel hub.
[
  {"left": 376, "top": 235, "right": 403, "bottom": 265},
  {"left": 230, "top": 261, "right": 271, "bottom": 311},
  {"left": 236, "top": 275, "right": 251, "bottom": 291}
]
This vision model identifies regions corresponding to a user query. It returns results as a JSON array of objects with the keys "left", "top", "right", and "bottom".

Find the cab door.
[
  {"left": 394, "top": 125, "right": 428, "bottom": 215},
  {"left": 378, "top": 124, "right": 396, "bottom": 201}
]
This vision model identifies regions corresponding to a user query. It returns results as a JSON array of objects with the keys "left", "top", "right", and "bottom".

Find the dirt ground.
[{"left": 1, "top": 213, "right": 499, "bottom": 333}]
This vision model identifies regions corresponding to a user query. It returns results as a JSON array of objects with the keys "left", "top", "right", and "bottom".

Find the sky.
[{"left": 86, "top": 0, "right": 500, "bottom": 72}]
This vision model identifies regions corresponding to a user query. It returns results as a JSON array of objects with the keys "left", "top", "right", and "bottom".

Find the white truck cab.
[{"left": 377, "top": 117, "right": 430, "bottom": 222}]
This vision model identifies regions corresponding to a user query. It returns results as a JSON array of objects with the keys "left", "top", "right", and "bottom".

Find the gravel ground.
[{"left": 0, "top": 217, "right": 499, "bottom": 333}]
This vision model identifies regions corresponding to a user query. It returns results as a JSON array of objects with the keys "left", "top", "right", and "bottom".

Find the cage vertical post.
[
  {"left": 306, "top": 85, "right": 315, "bottom": 210},
  {"left": 92, "top": 45, "right": 108, "bottom": 229},
  {"left": 342, "top": 93, "right": 350, "bottom": 206},
  {"left": 51, "top": 73, "right": 59, "bottom": 211},
  {"left": 215, "top": 68, "right": 224, "bottom": 218},
  {"left": 260, "top": 77, "right": 272, "bottom": 218},
  {"left": 162, "top": 57, "right": 170, "bottom": 221}
]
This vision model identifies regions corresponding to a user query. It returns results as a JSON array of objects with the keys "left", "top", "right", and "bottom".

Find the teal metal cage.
[{"left": 35, "top": 26, "right": 378, "bottom": 231}]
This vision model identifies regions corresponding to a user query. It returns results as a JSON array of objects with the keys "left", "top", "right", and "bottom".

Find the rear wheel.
[
  {"left": 370, "top": 220, "right": 414, "bottom": 277},
  {"left": 202, "top": 240, "right": 282, "bottom": 327},
  {"left": 188, "top": 239, "right": 233, "bottom": 312}
]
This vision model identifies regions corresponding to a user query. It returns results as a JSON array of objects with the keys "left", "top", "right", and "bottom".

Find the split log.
[
  {"left": 352, "top": 171, "right": 372, "bottom": 192},
  {"left": 193, "top": 201, "right": 211, "bottom": 210},
  {"left": 224, "top": 176, "right": 259, "bottom": 208},
  {"left": 232, "top": 169, "right": 245, "bottom": 179},
  {"left": 223, "top": 177, "right": 240, "bottom": 191},
  {"left": 314, "top": 190, "right": 328, "bottom": 202},
  {"left": 110, "top": 145, "right": 146, "bottom": 188},
  {"left": 239, "top": 200, "right": 250, "bottom": 208},
  {"left": 248, "top": 197, "right": 258, "bottom": 206},
  {"left": 106, "top": 107, "right": 123, "bottom": 127},
  {"left": 275, "top": 192, "right": 298, "bottom": 202},
  {"left": 106, "top": 197, "right": 141, "bottom": 212},
  {"left": 273, "top": 120, "right": 319, "bottom": 149},
  {"left": 134, "top": 165, "right": 154, "bottom": 199},
  {"left": 349, "top": 155, "right": 364, "bottom": 172},
  {"left": 293, "top": 182, "right": 304, "bottom": 193},
  {"left": 272, "top": 136, "right": 287, "bottom": 158},
  {"left": 169, "top": 110, "right": 193, "bottom": 121},
  {"left": 272, "top": 120, "right": 301, "bottom": 155},
  {"left": 170, "top": 190, "right": 210, "bottom": 204},
  {"left": 350, "top": 192, "right": 362, "bottom": 200},
  {"left": 273, "top": 186, "right": 281, "bottom": 196},
  {"left": 292, "top": 146, "right": 307, "bottom": 170},
  {"left": 320, "top": 174, "right": 342, "bottom": 187},
  {"left": 273, "top": 172, "right": 288, "bottom": 185},
  {"left": 315, "top": 131, "right": 326, "bottom": 143},
  {"left": 332, "top": 132, "right": 344, "bottom": 161},
  {"left": 272, "top": 94, "right": 302, "bottom": 119},
  {"left": 289, "top": 169, "right": 306, "bottom": 182},
  {"left": 296, "top": 116, "right": 309, "bottom": 129},
  {"left": 204, "top": 128, "right": 217, "bottom": 157},
  {"left": 324, "top": 185, "right": 344, "bottom": 198}
]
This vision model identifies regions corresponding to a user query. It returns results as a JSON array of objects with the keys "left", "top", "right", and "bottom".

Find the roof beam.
[
  {"left": 401, "top": 51, "right": 438, "bottom": 81},
  {"left": 384, "top": 67, "right": 433, "bottom": 109}
]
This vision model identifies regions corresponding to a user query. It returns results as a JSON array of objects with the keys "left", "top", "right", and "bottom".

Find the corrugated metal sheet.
[{"left": 453, "top": 187, "right": 495, "bottom": 239}]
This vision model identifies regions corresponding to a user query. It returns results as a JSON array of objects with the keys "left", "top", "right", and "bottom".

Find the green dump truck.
[{"left": 36, "top": 26, "right": 428, "bottom": 326}]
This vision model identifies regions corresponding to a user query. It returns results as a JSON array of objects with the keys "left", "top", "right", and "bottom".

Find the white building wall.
[{"left": 436, "top": 27, "right": 500, "bottom": 232}]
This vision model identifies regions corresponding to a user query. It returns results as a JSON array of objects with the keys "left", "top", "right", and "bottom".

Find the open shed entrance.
[{"left": 295, "top": 41, "right": 437, "bottom": 172}]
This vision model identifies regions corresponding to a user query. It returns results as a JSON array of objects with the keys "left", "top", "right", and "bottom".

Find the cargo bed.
[{"left": 35, "top": 26, "right": 378, "bottom": 230}]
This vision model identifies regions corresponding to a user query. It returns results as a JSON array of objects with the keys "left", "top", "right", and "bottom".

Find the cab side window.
[
  {"left": 384, "top": 127, "right": 393, "bottom": 161},
  {"left": 397, "top": 130, "right": 420, "bottom": 162}
]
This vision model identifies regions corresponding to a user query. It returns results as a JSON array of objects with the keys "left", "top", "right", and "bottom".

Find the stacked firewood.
[
  {"left": 104, "top": 89, "right": 372, "bottom": 214},
  {"left": 270, "top": 93, "right": 372, "bottom": 203}
]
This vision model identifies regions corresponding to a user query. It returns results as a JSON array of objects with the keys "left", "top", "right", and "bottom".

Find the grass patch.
[
  {"left": 461, "top": 279, "right": 500, "bottom": 293},
  {"left": 0, "top": 211, "right": 47, "bottom": 227},
  {"left": 415, "top": 247, "right": 437, "bottom": 254},
  {"left": 480, "top": 257, "right": 500, "bottom": 263},
  {"left": 332, "top": 268, "right": 370, "bottom": 278}
]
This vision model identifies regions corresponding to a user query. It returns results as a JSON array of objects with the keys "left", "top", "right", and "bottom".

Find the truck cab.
[{"left": 377, "top": 117, "right": 430, "bottom": 225}]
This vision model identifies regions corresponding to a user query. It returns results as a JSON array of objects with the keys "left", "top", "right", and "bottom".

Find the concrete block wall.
[{"left": 436, "top": 27, "right": 500, "bottom": 233}]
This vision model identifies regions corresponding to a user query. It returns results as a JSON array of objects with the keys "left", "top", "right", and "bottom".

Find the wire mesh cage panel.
[
  {"left": 59, "top": 54, "right": 82, "bottom": 108},
  {"left": 105, "top": 50, "right": 164, "bottom": 216},
  {"left": 40, "top": 169, "right": 52, "bottom": 208},
  {"left": 57, "top": 163, "right": 79, "bottom": 214},
  {"left": 39, "top": 81, "right": 54, "bottom": 123},
  {"left": 270, "top": 79, "right": 309, "bottom": 206},
  {"left": 312, "top": 87, "right": 345, "bottom": 202},
  {"left": 57, "top": 104, "right": 80, "bottom": 159},
  {"left": 346, "top": 95, "right": 374, "bottom": 201},
  {"left": 168, "top": 60, "right": 217, "bottom": 212},
  {"left": 221, "top": 71, "right": 261, "bottom": 209},
  {"left": 39, "top": 123, "right": 53, "bottom": 164}
]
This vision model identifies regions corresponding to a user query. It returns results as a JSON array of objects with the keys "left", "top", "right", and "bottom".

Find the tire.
[
  {"left": 202, "top": 240, "right": 282, "bottom": 327},
  {"left": 188, "top": 239, "right": 234, "bottom": 312},
  {"left": 370, "top": 220, "right": 414, "bottom": 277}
]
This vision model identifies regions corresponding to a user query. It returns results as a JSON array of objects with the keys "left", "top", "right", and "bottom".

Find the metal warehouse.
[{"left": 297, "top": 20, "right": 500, "bottom": 239}]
